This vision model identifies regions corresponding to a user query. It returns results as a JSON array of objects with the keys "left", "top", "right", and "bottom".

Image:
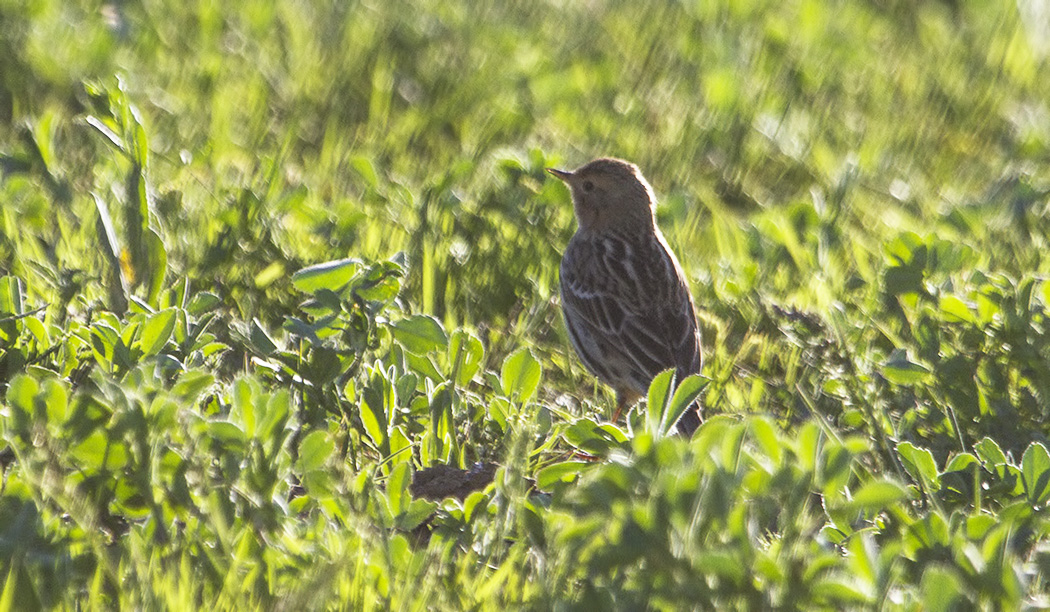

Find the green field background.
[{"left": 2, "top": 0, "right": 1050, "bottom": 608}]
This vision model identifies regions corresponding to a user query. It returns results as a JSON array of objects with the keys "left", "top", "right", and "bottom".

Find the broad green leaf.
[
  {"left": 0, "top": 562, "right": 17, "bottom": 612},
  {"left": 897, "top": 442, "right": 941, "bottom": 490},
  {"left": 389, "top": 426, "right": 413, "bottom": 466},
  {"left": 536, "top": 461, "right": 589, "bottom": 489},
  {"left": 302, "top": 470, "right": 338, "bottom": 500},
  {"left": 390, "top": 314, "right": 448, "bottom": 354},
  {"left": 693, "top": 550, "right": 745, "bottom": 582},
  {"left": 351, "top": 156, "right": 379, "bottom": 189},
  {"left": 388, "top": 461, "right": 411, "bottom": 516},
  {"left": 500, "top": 348, "right": 541, "bottom": 404},
  {"left": 664, "top": 374, "right": 706, "bottom": 430},
  {"left": 563, "top": 419, "right": 616, "bottom": 456},
  {"left": 90, "top": 322, "right": 121, "bottom": 362},
  {"left": 140, "top": 308, "right": 177, "bottom": 357},
  {"left": 487, "top": 396, "right": 509, "bottom": 432},
  {"left": 22, "top": 316, "right": 49, "bottom": 348},
  {"left": 920, "top": 565, "right": 965, "bottom": 612},
  {"left": 882, "top": 350, "right": 930, "bottom": 385},
  {"left": 645, "top": 369, "right": 675, "bottom": 436},
  {"left": 172, "top": 370, "right": 215, "bottom": 401},
  {"left": 884, "top": 231, "right": 924, "bottom": 265},
  {"left": 1021, "top": 442, "right": 1050, "bottom": 504},
  {"left": 297, "top": 430, "right": 334, "bottom": 473},
  {"left": 187, "top": 291, "right": 221, "bottom": 316},
  {"left": 0, "top": 276, "right": 23, "bottom": 343},
  {"left": 292, "top": 258, "right": 359, "bottom": 293},
  {"left": 966, "top": 515, "right": 997, "bottom": 539},
  {"left": 231, "top": 378, "right": 256, "bottom": 436},
  {"left": 145, "top": 228, "right": 167, "bottom": 304},
  {"left": 749, "top": 416, "right": 782, "bottom": 466},
  {"left": 259, "top": 390, "right": 291, "bottom": 444},
  {"left": 938, "top": 295, "right": 974, "bottom": 323},
  {"left": 811, "top": 578, "right": 873, "bottom": 605},
  {"left": 360, "top": 367, "right": 392, "bottom": 455},
  {"left": 841, "top": 480, "right": 909, "bottom": 514},
  {"left": 72, "top": 431, "right": 129, "bottom": 471},
  {"left": 398, "top": 499, "right": 438, "bottom": 531},
  {"left": 974, "top": 437, "right": 1007, "bottom": 466},
  {"left": 208, "top": 421, "right": 247, "bottom": 451},
  {"left": 944, "top": 453, "right": 978, "bottom": 473},
  {"left": 403, "top": 350, "right": 443, "bottom": 381},
  {"left": 449, "top": 329, "right": 484, "bottom": 386},
  {"left": 42, "top": 378, "right": 69, "bottom": 424},
  {"left": 249, "top": 318, "right": 278, "bottom": 356}
]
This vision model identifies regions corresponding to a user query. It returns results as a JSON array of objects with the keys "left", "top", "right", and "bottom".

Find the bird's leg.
[
  {"left": 611, "top": 389, "right": 641, "bottom": 424},
  {"left": 611, "top": 394, "right": 627, "bottom": 424}
]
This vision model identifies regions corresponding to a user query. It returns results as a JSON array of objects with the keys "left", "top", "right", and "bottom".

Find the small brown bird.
[{"left": 548, "top": 158, "right": 703, "bottom": 436}]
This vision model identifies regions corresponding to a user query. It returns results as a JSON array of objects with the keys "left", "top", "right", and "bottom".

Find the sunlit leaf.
[
  {"left": 297, "top": 430, "right": 334, "bottom": 473},
  {"left": 292, "top": 258, "right": 359, "bottom": 293},
  {"left": 390, "top": 314, "right": 448, "bottom": 354},
  {"left": 140, "top": 308, "right": 177, "bottom": 357},
  {"left": 1021, "top": 442, "right": 1050, "bottom": 505},
  {"left": 882, "top": 350, "right": 930, "bottom": 385},
  {"left": 500, "top": 348, "right": 541, "bottom": 404},
  {"left": 897, "top": 442, "right": 941, "bottom": 491}
]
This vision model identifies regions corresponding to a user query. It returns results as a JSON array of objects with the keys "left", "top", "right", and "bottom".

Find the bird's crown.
[{"left": 547, "top": 157, "right": 657, "bottom": 234}]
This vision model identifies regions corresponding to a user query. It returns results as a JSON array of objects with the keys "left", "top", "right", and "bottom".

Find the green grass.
[{"left": 2, "top": 0, "right": 1050, "bottom": 608}]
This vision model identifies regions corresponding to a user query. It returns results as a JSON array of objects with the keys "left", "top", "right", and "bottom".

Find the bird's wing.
[{"left": 561, "top": 235, "right": 701, "bottom": 391}]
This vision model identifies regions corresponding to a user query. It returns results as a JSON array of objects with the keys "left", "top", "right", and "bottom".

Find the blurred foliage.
[{"left": 2, "top": 0, "right": 1050, "bottom": 607}]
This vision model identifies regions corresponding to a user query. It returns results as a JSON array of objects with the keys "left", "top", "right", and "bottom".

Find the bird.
[{"left": 548, "top": 157, "right": 703, "bottom": 436}]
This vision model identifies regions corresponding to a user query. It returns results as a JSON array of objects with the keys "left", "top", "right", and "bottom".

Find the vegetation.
[{"left": 2, "top": 0, "right": 1050, "bottom": 608}]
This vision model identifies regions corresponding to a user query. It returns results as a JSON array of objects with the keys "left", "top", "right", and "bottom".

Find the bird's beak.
[{"left": 546, "top": 168, "right": 573, "bottom": 182}]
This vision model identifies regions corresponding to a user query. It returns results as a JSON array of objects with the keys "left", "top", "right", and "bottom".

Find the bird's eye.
[{"left": 582, "top": 180, "right": 594, "bottom": 192}]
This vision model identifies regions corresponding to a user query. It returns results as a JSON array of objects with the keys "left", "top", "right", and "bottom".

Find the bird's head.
[{"left": 547, "top": 158, "right": 657, "bottom": 234}]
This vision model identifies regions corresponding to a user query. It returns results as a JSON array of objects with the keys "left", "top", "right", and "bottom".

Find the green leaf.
[
  {"left": 1021, "top": 442, "right": 1050, "bottom": 504},
  {"left": 842, "top": 480, "right": 909, "bottom": 514},
  {"left": 563, "top": 419, "right": 617, "bottom": 456},
  {"left": 390, "top": 314, "right": 448, "bottom": 354},
  {"left": 42, "top": 378, "right": 69, "bottom": 425},
  {"left": 259, "top": 390, "right": 291, "bottom": 446},
  {"left": 145, "top": 228, "right": 167, "bottom": 305},
  {"left": 231, "top": 378, "right": 256, "bottom": 435},
  {"left": 292, "top": 258, "right": 359, "bottom": 293},
  {"left": 360, "top": 366, "right": 392, "bottom": 455},
  {"left": 882, "top": 350, "right": 930, "bottom": 385},
  {"left": 645, "top": 369, "right": 675, "bottom": 436},
  {"left": 944, "top": 452, "right": 978, "bottom": 473},
  {"left": 187, "top": 291, "right": 222, "bottom": 316},
  {"left": 938, "top": 295, "right": 975, "bottom": 323},
  {"left": 749, "top": 416, "right": 783, "bottom": 466},
  {"left": 72, "top": 431, "right": 129, "bottom": 471},
  {"left": 536, "top": 461, "right": 589, "bottom": 489},
  {"left": 388, "top": 461, "right": 411, "bottom": 516},
  {"left": 449, "top": 329, "right": 484, "bottom": 386},
  {"left": 90, "top": 322, "right": 122, "bottom": 371},
  {"left": 920, "top": 565, "right": 965, "bottom": 612},
  {"left": 974, "top": 437, "right": 1007, "bottom": 466},
  {"left": 140, "top": 308, "right": 177, "bottom": 357},
  {"left": 208, "top": 421, "right": 247, "bottom": 450},
  {"left": 172, "top": 370, "right": 215, "bottom": 402},
  {"left": 897, "top": 442, "right": 941, "bottom": 490},
  {"left": 0, "top": 276, "right": 23, "bottom": 342},
  {"left": 663, "top": 373, "right": 705, "bottom": 433},
  {"left": 398, "top": 499, "right": 438, "bottom": 531},
  {"left": 500, "top": 348, "right": 541, "bottom": 404},
  {"left": 297, "top": 430, "right": 335, "bottom": 473},
  {"left": 249, "top": 318, "right": 278, "bottom": 356}
]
